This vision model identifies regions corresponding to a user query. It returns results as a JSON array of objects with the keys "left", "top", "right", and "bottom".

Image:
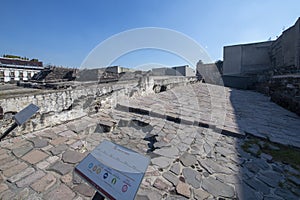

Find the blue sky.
[{"left": 0, "top": 0, "right": 299, "bottom": 68}]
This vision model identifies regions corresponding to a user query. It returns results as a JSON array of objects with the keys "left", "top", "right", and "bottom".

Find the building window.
[{"left": 9, "top": 71, "right": 14, "bottom": 77}]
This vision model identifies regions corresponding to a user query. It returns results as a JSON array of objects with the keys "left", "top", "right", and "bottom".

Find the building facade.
[
  {"left": 152, "top": 65, "right": 195, "bottom": 76},
  {"left": 223, "top": 41, "right": 273, "bottom": 75},
  {"left": 223, "top": 18, "right": 300, "bottom": 76},
  {"left": 270, "top": 18, "right": 300, "bottom": 70},
  {"left": 0, "top": 57, "right": 43, "bottom": 83}
]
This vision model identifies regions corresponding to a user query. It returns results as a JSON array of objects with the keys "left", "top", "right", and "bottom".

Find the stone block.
[{"left": 21, "top": 150, "right": 49, "bottom": 164}]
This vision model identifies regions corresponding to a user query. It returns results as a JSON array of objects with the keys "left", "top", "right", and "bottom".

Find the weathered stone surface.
[
  {"left": 288, "top": 175, "right": 300, "bottom": 186},
  {"left": 202, "top": 177, "right": 234, "bottom": 198},
  {"left": 48, "top": 161, "right": 73, "bottom": 175},
  {"left": 73, "top": 183, "right": 95, "bottom": 197},
  {"left": 7, "top": 167, "right": 35, "bottom": 183},
  {"left": 50, "top": 137, "right": 68, "bottom": 146},
  {"left": 21, "top": 150, "right": 48, "bottom": 164},
  {"left": 0, "top": 183, "right": 9, "bottom": 193},
  {"left": 244, "top": 162, "right": 261, "bottom": 173},
  {"left": 62, "top": 150, "right": 86, "bottom": 164},
  {"left": 163, "top": 171, "right": 179, "bottom": 186},
  {"left": 215, "top": 146, "right": 234, "bottom": 157},
  {"left": 244, "top": 178, "right": 270, "bottom": 195},
  {"left": 0, "top": 189, "right": 15, "bottom": 200},
  {"left": 203, "top": 143, "right": 212, "bottom": 154},
  {"left": 59, "top": 130, "right": 77, "bottom": 138},
  {"left": 61, "top": 173, "right": 73, "bottom": 184},
  {"left": 0, "top": 158, "right": 17, "bottom": 172},
  {"left": 182, "top": 168, "right": 201, "bottom": 189},
  {"left": 235, "top": 182, "right": 260, "bottom": 200},
  {"left": 70, "top": 140, "right": 85, "bottom": 150},
  {"left": 49, "top": 144, "right": 68, "bottom": 155},
  {"left": 166, "top": 195, "right": 189, "bottom": 200},
  {"left": 137, "top": 188, "right": 163, "bottom": 200},
  {"left": 274, "top": 188, "right": 299, "bottom": 200},
  {"left": 44, "top": 184, "right": 76, "bottom": 200},
  {"left": 176, "top": 181, "right": 190, "bottom": 198},
  {"left": 199, "top": 159, "right": 232, "bottom": 174},
  {"left": 30, "top": 173, "right": 56, "bottom": 192},
  {"left": 153, "top": 178, "right": 170, "bottom": 191},
  {"left": 247, "top": 144, "right": 260, "bottom": 155},
  {"left": 3, "top": 162, "right": 27, "bottom": 177},
  {"left": 154, "top": 147, "right": 179, "bottom": 158},
  {"left": 29, "top": 137, "right": 48, "bottom": 148},
  {"left": 257, "top": 171, "right": 283, "bottom": 187},
  {"left": 12, "top": 143, "right": 33, "bottom": 158},
  {"left": 179, "top": 152, "right": 197, "bottom": 167},
  {"left": 37, "top": 160, "right": 50, "bottom": 169},
  {"left": 193, "top": 188, "right": 210, "bottom": 200},
  {"left": 260, "top": 153, "right": 273, "bottom": 161},
  {"left": 170, "top": 163, "right": 181, "bottom": 175},
  {"left": 16, "top": 170, "right": 46, "bottom": 187},
  {"left": 151, "top": 157, "right": 172, "bottom": 168}
]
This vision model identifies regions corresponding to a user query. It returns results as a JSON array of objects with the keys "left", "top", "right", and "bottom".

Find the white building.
[{"left": 0, "top": 57, "right": 43, "bottom": 83}]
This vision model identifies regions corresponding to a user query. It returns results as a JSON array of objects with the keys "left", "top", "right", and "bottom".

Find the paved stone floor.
[{"left": 0, "top": 83, "right": 299, "bottom": 199}]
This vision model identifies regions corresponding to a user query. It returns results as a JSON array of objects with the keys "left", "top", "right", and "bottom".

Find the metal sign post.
[
  {"left": 75, "top": 140, "right": 150, "bottom": 200},
  {"left": 0, "top": 103, "right": 39, "bottom": 141}
]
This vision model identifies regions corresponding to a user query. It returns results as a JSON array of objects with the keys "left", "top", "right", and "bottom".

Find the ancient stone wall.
[{"left": 0, "top": 76, "right": 196, "bottom": 135}]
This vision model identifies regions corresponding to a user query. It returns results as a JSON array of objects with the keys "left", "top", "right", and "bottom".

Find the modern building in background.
[
  {"left": 221, "top": 17, "right": 300, "bottom": 89},
  {"left": 151, "top": 65, "right": 195, "bottom": 76},
  {"left": 223, "top": 41, "right": 273, "bottom": 75},
  {"left": 0, "top": 57, "right": 43, "bottom": 83}
]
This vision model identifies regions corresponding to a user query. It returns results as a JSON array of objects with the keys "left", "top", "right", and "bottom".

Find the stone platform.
[{"left": 0, "top": 83, "right": 299, "bottom": 199}]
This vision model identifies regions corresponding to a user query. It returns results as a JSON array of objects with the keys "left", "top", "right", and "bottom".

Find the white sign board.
[
  {"left": 75, "top": 140, "right": 150, "bottom": 200},
  {"left": 13, "top": 103, "right": 39, "bottom": 125}
]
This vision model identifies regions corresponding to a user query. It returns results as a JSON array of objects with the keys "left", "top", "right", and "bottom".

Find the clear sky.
[{"left": 0, "top": 0, "right": 299, "bottom": 68}]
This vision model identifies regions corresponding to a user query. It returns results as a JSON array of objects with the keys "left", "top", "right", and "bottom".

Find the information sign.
[{"left": 75, "top": 140, "right": 150, "bottom": 200}]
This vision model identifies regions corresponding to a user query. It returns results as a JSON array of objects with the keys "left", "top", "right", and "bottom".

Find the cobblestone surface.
[{"left": 0, "top": 83, "right": 299, "bottom": 199}]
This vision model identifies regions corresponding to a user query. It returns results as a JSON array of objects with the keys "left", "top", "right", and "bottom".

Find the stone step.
[{"left": 115, "top": 103, "right": 246, "bottom": 139}]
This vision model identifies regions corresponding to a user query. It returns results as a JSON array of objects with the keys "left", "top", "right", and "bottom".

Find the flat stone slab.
[
  {"left": 16, "top": 171, "right": 46, "bottom": 188},
  {"left": 48, "top": 161, "right": 73, "bottom": 175},
  {"left": 182, "top": 168, "right": 201, "bottom": 189},
  {"left": 170, "top": 163, "right": 181, "bottom": 175},
  {"left": 30, "top": 173, "right": 56, "bottom": 193},
  {"left": 12, "top": 143, "right": 33, "bottom": 158},
  {"left": 151, "top": 157, "right": 173, "bottom": 169},
  {"left": 44, "top": 184, "right": 75, "bottom": 200},
  {"left": 21, "top": 150, "right": 48, "bottom": 164},
  {"left": 202, "top": 176, "right": 235, "bottom": 198},
  {"left": 73, "top": 183, "right": 95, "bottom": 197},
  {"left": 163, "top": 171, "right": 179, "bottom": 186},
  {"left": 179, "top": 152, "right": 197, "bottom": 167},
  {"left": 154, "top": 147, "right": 179, "bottom": 158},
  {"left": 49, "top": 144, "right": 68, "bottom": 155},
  {"left": 62, "top": 150, "right": 86, "bottom": 164},
  {"left": 29, "top": 137, "right": 48, "bottom": 148},
  {"left": 176, "top": 181, "right": 190, "bottom": 198}
]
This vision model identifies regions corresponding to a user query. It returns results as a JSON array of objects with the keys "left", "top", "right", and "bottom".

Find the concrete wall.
[
  {"left": 270, "top": 18, "right": 300, "bottom": 69},
  {"left": 172, "top": 65, "right": 195, "bottom": 76},
  {"left": 152, "top": 67, "right": 176, "bottom": 76},
  {"left": 197, "top": 63, "right": 223, "bottom": 85},
  {"left": 152, "top": 66, "right": 195, "bottom": 76},
  {"left": 223, "top": 41, "right": 273, "bottom": 76},
  {"left": 222, "top": 75, "right": 255, "bottom": 89},
  {"left": 223, "top": 45, "right": 242, "bottom": 75}
]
